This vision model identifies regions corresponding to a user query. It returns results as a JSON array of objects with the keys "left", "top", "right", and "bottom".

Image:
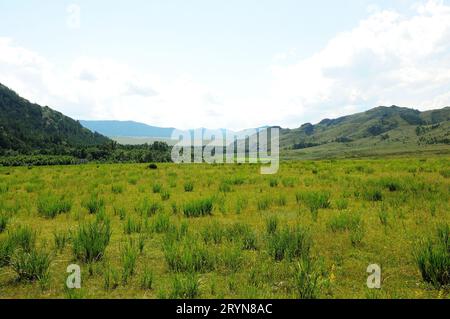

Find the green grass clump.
[
  {"left": 53, "top": 230, "right": 70, "bottom": 252},
  {"left": 37, "top": 194, "right": 72, "bottom": 218},
  {"left": 152, "top": 183, "right": 163, "bottom": 194},
  {"left": 363, "top": 188, "right": 383, "bottom": 202},
  {"left": 0, "top": 214, "right": 9, "bottom": 233},
  {"left": 111, "top": 184, "right": 124, "bottom": 194},
  {"left": 170, "top": 273, "right": 200, "bottom": 299},
  {"left": 10, "top": 248, "right": 51, "bottom": 282},
  {"left": 135, "top": 198, "right": 162, "bottom": 217},
  {"left": 161, "top": 190, "right": 171, "bottom": 201},
  {"left": 184, "top": 181, "right": 194, "bottom": 192},
  {"left": 103, "top": 265, "right": 120, "bottom": 291},
  {"left": 83, "top": 195, "right": 105, "bottom": 214},
  {"left": 268, "top": 226, "right": 312, "bottom": 261},
  {"left": 150, "top": 212, "right": 171, "bottom": 233},
  {"left": 183, "top": 198, "right": 213, "bottom": 217},
  {"left": 164, "top": 236, "right": 216, "bottom": 273},
  {"left": 140, "top": 267, "right": 154, "bottom": 290},
  {"left": 415, "top": 223, "right": 449, "bottom": 288},
  {"left": 294, "top": 257, "right": 324, "bottom": 299},
  {"left": 8, "top": 226, "right": 36, "bottom": 253},
  {"left": 257, "top": 196, "right": 272, "bottom": 211},
  {"left": 265, "top": 216, "right": 278, "bottom": 236},
  {"left": 72, "top": 217, "right": 112, "bottom": 263},
  {"left": 0, "top": 238, "right": 15, "bottom": 267},
  {"left": 327, "top": 212, "right": 362, "bottom": 232},
  {"left": 123, "top": 216, "right": 142, "bottom": 234},
  {"left": 121, "top": 242, "right": 139, "bottom": 284}
]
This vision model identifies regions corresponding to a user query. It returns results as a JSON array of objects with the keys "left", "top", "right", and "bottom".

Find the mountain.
[
  {"left": 0, "top": 83, "right": 110, "bottom": 153},
  {"left": 80, "top": 120, "right": 175, "bottom": 138},
  {"left": 280, "top": 105, "right": 450, "bottom": 159}
]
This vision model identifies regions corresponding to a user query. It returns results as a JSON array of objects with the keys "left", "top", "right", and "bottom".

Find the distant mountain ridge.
[
  {"left": 79, "top": 120, "right": 175, "bottom": 138},
  {"left": 0, "top": 83, "right": 110, "bottom": 153}
]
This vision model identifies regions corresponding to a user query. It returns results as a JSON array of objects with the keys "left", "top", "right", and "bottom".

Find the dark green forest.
[{"left": 0, "top": 83, "right": 171, "bottom": 166}]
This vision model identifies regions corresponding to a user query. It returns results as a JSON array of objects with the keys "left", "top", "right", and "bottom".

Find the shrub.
[
  {"left": 170, "top": 273, "right": 200, "bottom": 299},
  {"left": 183, "top": 198, "right": 213, "bottom": 217},
  {"left": 268, "top": 226, "right": 312, "bottom": 261},
  {"left": 10, "top": 248, "right": 51, "bottom": 282},
  {"left": 294, "top": 257, "right": 324, "bottom": 299},
  {"left": 415, "top": 223, "right": 449, "bottom": 288},
  {"left": 72, "top": 217, "right": 112, "bottom": 263},
  {"left": 0, "top": 214, "right": 9, "bottom": 233},
  {"left": 37, "top": 194, "right": 72, "bottom": 218},
  {"left": 184, "top": 182, "right": 194, "bottom": 192},
  {"left": 83, "top": 195, "right": 105, "bottom": 214}
]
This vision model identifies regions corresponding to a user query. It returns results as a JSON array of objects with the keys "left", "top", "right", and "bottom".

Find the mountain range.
[{"left": 0, "top": 82, "right": 449, "bottom": 159}]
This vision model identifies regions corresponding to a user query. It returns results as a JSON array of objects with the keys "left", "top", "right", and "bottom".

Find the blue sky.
[{"left": 1, "top": 0, "right": 450, "bottom": 129}]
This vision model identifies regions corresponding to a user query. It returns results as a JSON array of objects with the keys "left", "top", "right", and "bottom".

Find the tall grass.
[
  {"left": 37, "top": 194, "right": 72, "bottom": 218},
  {"left": 83, "top": 194, "right": 105, "bottom": 214},
  {"left": 415, "top": 223, "right": 449, "bottom": 288},
  {"left": 135, "top": 198, "right": 162, "bottom": 217},
  {"left": 121, "top": 241, "right": 139, "bottom": 284},
  {"left": 268, "top": 225, "right": 312, "bottom": 261},
  {"left": 10, "top": 248, "right": 51, "bottom": 282},
  {"left": 164, "top": 236, "right": 216, "bottom": 273},
  {"left": 72, "top": 217, "right": 112, "bottom": 263},
  {"left": 294, "top": 257, "right": 324, "bottom": 299},
  {"left": 0, "top": 214, "right": 8, "bottom": 233},
  {"left": 170, "top": 273, "right": 200, "bottom": 299},
  {"left": 183, "top": 198, "right": 213, "bottom": 217}
]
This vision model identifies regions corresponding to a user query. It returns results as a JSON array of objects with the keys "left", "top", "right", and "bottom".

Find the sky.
[{"left": 1, "top": 0, "right": 450, "bottom": 130}]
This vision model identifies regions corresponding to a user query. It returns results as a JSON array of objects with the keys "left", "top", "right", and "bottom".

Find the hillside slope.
[
  {"left": 0, "top": 83, "right": 110, "bottom": 153},
  {"left": 281, "top": 106, "right": 450, "bottom": 159}
]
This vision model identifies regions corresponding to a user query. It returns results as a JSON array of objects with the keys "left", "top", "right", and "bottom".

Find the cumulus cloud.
[
  {"left": 1, "top": 0, "right": 450, "bottom": 130},
  {"left": 270, "top": 0, "right": 450, "bottom": 127}
]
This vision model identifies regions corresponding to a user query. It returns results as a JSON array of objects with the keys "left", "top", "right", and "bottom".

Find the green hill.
[
  {"left": 0, "top": 83, "right": 110, "bottom": 154},
  {"left": 280, "top": 106, "right": 450, "bottom": 159}
]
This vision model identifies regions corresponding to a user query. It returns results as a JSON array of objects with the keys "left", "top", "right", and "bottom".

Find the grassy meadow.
[{"left": 0, "top": 157, "right": 449, "bottom": 299}]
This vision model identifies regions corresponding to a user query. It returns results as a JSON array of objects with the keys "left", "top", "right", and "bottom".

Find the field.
[{"left": 0, "top": 157, "right": 449, "bottom": 299}]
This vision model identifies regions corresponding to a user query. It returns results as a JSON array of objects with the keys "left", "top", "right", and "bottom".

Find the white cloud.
[
  {"left": 270, "top": 0, "right": 450, "bottom": 127},
  {"left": 1, "top": 0, "right": 450, "bottom": 130}
]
